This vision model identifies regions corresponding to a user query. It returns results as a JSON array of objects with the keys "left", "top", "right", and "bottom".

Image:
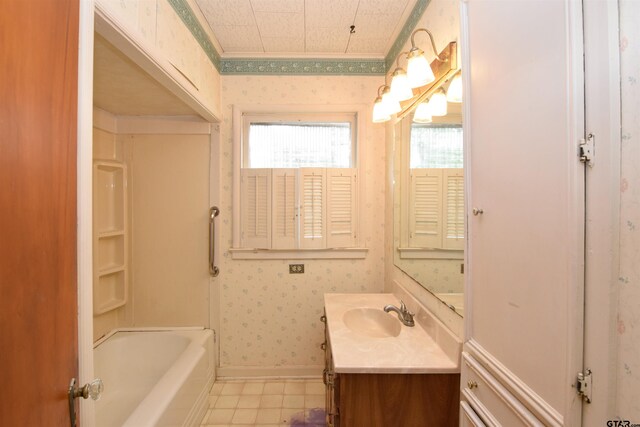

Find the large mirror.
[{"left": 393, "top": 93, "right": 464, "bottom": 316}]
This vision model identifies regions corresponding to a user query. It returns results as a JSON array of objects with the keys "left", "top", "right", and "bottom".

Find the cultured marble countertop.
[{"left": 324, "top": 293, "right": 460, "bottom": 374}]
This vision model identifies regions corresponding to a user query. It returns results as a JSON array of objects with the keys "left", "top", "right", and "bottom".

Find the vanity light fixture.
[
  {"left": 389, "top": 52, "right": 414, "bottom": 102},
  {"left": 446, "top": 71, "right": 463, "bottom": 103},
  {"left": 413, "top": 100, "right": 433, "bottom": 123},
  {"left": 381, "top": 85, "right": 401, "bottom": 116},
  {"left": 373, "top": 85, "right": 391, "bottom": 123},
  {"left": 407, "top": 28, "right": 444, "bottom": 88},
  {"left": 428, "top": 88, "right": 448, "bottom": 116}
]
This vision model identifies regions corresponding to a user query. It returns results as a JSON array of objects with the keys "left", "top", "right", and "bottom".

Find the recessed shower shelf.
[{"left": 93, "top": 160, "right": 128, "bottom": 315}]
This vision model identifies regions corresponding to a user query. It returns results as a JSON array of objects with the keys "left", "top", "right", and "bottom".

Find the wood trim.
[
  {"left": 465, "top": 340, "right": 563, "bottom": 426},
  {"left": 229, "top": 248, "right": 368, "bottom": 260},
  {"left": 397, "top": 42, "right": 459, "bottom": 121},
  {"left": 77, "top": 1, "right": 96, "bottom": 424}
]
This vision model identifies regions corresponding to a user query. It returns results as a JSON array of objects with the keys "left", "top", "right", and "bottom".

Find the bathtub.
[{"left": 94, "top": 328, "right": 215, "bottom": 427}]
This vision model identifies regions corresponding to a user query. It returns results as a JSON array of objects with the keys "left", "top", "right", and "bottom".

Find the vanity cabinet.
[{"left": 321, "top": 312, "right": 460, "bottom": 427}]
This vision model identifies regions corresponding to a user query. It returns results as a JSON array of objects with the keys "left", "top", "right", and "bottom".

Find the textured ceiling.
[
  {"left": 195, "top": 0, "right": 415, "bottom": 56},
  {"left": 94, "top": 35, "right": 196, "bottom": 116}
]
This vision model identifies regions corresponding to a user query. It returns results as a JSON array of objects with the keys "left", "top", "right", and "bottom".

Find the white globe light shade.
[
  {"left": 407, "top": 49, "right": 436, "bottom": 88},
  {"left": 381, "top": 88, "right": 401, "bottom": 115},
  {"left": 413, "top": 101, "right": 432, "bottom": 123},
  {"left": 446, "top": 73, "right": 463, "bottom": 103},
  {"left": 372, "top": 97, "right": 390, "bottom": 123},
  {"left": 390, "top": 69, "right": 414, "bottom": 102},
  {"left": 428, "top": 89, "right": 448, "bottom": 116}
]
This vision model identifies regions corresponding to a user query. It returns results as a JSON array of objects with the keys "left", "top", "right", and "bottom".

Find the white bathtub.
[{"left": 94, "top": 328, "right": 215, "bottom": 427}]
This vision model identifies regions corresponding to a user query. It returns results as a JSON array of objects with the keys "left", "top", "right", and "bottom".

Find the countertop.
[{"left": 324, "top": 293, "right": 460, "bottom": 374}]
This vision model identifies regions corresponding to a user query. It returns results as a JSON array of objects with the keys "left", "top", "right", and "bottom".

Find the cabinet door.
[{"left": 463, "top": 0, "right": 585, "bottom": 425}]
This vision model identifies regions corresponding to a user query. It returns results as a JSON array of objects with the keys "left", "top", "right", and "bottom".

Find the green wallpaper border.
[
  {"left": 167, "top": 0, "right": 222, "bottom": 70},
  {"left": 220, "top": 58, "right": 385, "bottom": 75},
  {"left": 167, "top": 0, "right": 429, "bottom": 76}
]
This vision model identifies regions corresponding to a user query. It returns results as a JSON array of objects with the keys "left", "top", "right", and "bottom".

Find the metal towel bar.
[{"left": 209, "top": 206, "right": 219, "bottom": 277}]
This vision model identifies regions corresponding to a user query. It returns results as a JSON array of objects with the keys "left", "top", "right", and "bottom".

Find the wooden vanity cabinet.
[{"left": 322, "top": 312, "right": 460, "bottom": 427}]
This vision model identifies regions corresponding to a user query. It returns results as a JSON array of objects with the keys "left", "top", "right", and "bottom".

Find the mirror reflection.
[{"left": 393, "top": 100, "right": 465, "bottom": 316}]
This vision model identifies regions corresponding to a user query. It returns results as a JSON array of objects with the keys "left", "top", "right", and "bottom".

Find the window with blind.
[
  {"left": 236, "top": 112, "right": 360, "bottom": 255},
  {"left": 407, "top": 124, "right": 464, "bottom": 252}
]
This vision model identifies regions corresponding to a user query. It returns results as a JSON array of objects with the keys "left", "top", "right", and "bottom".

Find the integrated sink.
[{"left": 342, "top": 308, "right": 402, "bottom": 338}]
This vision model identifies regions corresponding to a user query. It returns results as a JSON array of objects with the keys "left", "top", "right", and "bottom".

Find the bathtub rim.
[{"left": 93, "top": 326, "right": 207, "bottom": 348}]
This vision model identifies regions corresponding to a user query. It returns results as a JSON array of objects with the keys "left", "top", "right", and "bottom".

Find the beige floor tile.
[
  {"left": 255, "top": 408, "right": 281, "bottom": 424},
  {"left": 305, "top": 394, "right": 325, "bottom": 409},
  {"left": 231, "top": 408, "right": 258, "bottom": 424},
  {"left": 241, "top": 382, "right": 265, "bottom": 395},
  {"left": 209, "top": 382, "right": 224, "bottom": 395},
  {"left": 281, "top": 407, "right": 306, "bottom": 423},
  {"left": 220, "top": 382, "right": 245, "bottom": 395},
  {"left": 305, "top": 382, "right": 326, "bottom": 395},
  {"left": 207, "top": 408, "right": 235, "bottom": 424},
  {"left": 262, "top": 381, "right": 285, "bottom": 394},
  {"left": 237, "top": 394, "right": 261, "bottom": 409},
  {"left": 260, "top": 394, "right": 283, "bottom": 408},
  {"left": 214, "top": 395, "right": 240, "bottom": 409},
  {"left": 282, "top": 394, "right": 304, "bottom": 408},
  {"left": 284, "top": 382, "right": 305, "bottom": 394},
  {"left": 208, "top": 395, "right": 218, "bottom": 406}
]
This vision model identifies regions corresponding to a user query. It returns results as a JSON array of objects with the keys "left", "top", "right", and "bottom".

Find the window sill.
[
  {"left": 230, "top": 247, "right": 368, "bottom": 260},
  {"left": 397, "top": 247, "right": 463, "bottom": 260}
]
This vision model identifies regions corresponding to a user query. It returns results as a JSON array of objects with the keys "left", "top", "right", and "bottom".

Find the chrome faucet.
[{"left": 384, "top": 300, "right": 415, "bottom": 327}]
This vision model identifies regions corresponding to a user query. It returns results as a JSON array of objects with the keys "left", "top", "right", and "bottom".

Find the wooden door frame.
[
  {"left": 77, "top": 0, "right": 96, "bottom": 425},
  {"left": 582, "top": 0, "right": 621, "bottom": 425}
]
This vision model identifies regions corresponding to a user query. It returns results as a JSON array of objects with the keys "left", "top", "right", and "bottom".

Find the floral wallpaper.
[
  {"left": 218, "top": 76, "right": 386, "bottom": 368},
  {"left": 617, "top": 0, "right": 640, "bottom": 420}
]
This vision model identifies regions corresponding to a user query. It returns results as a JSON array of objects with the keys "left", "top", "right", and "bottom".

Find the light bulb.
[
  {"left": 372, "top": 97, "right": 390, "bottom": 123},
  {"left": 390, "top": 68, "right": 414, "bottom": 101},
  {"left": 428, "top": 88, "right": 448, "bottom": 116},
  {"left": 407, "top": 48, "right": 435, "bottom": 88},
  {"left": 447, "top": 72, "right": 463, "bottom": 103},
  {"left": 413, "top": 101, "right": 432, "bottom": 123},
  {"left": 381, "top": 87, "right": 401, "bottom": 115}
]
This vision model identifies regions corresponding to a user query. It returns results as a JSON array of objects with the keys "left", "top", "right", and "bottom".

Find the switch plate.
[{"left": 289, "top": 264, "right": 304, "bottom": 274}]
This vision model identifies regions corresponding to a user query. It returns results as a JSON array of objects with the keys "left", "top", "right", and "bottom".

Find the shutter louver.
[
  {"left": 443, "top": 169, "right": 465, "bottom": 250},
  {"left": 241, "top": 168, "right": 271, "bottom": 248},
  {"left": 299, "top": 168, "right": 326, "bottom": 249},
  {"left": 409, "top": 169, "right": 442, "bottom": 248},
  {"left": 327, "top": 168, "right": 357, "bottom": 248},
  {"left": 272, "top": 169, "right": 297, "bottom": 249}
]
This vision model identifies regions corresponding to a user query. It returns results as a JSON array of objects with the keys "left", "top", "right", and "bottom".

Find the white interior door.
[{"left": 463, "top": 0, "right": 586, "bottom": 425}]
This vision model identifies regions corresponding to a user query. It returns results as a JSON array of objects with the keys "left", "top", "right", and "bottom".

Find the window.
[
  {"left": 400, "top": 122, "right": 464, "bottom": 258},
  {"left": 233, "top": 109, "right": 365, "bottom": 259}
]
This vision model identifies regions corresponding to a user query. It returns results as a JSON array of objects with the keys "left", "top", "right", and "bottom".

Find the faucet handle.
[{"left": 399, "top": 300, "right": 415, "bottom": 316}]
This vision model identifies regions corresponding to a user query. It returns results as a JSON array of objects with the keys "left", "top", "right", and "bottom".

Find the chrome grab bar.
[{"left": 209, "top": 206, "right": 219, "bottom": 277}]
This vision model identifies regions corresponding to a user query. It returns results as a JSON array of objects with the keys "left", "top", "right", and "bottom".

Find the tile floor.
[{"left": 201, "top": 378, "right": 327, "bottom": 427}]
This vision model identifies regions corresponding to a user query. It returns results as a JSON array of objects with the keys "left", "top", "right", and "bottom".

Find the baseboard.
[{"left": 217, "top": 365, "right": 323, "bottom": 379}]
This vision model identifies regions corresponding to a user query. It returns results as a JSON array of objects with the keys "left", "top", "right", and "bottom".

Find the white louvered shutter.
[
  {"left": 299, "top": 168, "right": 326, "bottom": 249},
  {"left": 241, "top": 168, "right": 271, "bottom": 248},
  {"left": 443, "top": 169, "right": 465, "bottom": 250},
  {"left": 409, "top": 169, "right": 442, "bottom": 248},
  {"left": 271, "top": 168, "right": 297, "bottom": 249},
  {"left": 327, "top": 168, "right": 357, "bottom": 248}
]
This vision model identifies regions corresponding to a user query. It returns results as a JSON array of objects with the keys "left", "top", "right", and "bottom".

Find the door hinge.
[
  {"left": 579, "top": 133, "right": 594, "bottom": 166},
  {"left": 576, "top": 369, "right": 592, "bottom": 403}
]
